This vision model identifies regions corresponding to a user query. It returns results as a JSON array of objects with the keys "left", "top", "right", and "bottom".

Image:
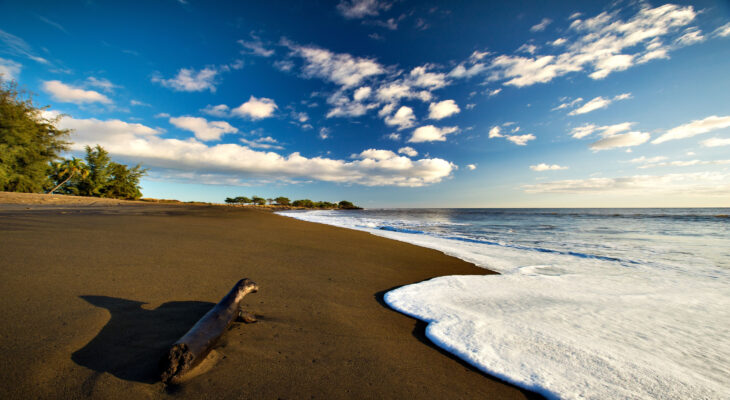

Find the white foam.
[{"left": 278, "top": 210, "right": 730, "bottom": 399}]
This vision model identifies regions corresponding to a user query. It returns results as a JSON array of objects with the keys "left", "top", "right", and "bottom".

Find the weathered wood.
[{"left": 161, "top": 278, "right": 258, "bottom": 384}]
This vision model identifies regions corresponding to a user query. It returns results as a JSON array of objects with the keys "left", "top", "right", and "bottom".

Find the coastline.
[{"left": 0, "top": 193, "right": 540, "bottom": 399}]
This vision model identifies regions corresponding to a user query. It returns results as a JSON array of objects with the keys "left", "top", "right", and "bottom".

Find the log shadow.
[
  {"left": 374, "top": 288, "right": 546, "bottom": 400},
  {"left": 72, "top": 296, "right": 215, "bottom": 384}
]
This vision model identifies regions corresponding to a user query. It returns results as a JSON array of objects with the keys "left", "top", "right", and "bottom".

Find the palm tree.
[{"left": 48, "top": 158, "right": 89, "bottom": 194}]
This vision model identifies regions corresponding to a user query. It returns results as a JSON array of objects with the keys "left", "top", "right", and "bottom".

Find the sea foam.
[{"left": 278, "top": 209, "right": 730, "bottom": 399}]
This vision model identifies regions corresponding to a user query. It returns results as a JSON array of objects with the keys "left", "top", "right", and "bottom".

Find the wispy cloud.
[
  {"left": 530, "top": 163, "right": 568, "bottom": 171},
  {"left": 42, "top": 80, "right": 112, "bottom": 104},
  {"left": 152, "top": 66, "right": 219, "bottom": 92},
  {"left": 653, "top": 115, "right": 730, "bottom": 144},
  {"left": 0, "top": 29, "right": 49, "bottom": 64},
  {"left": 530, "top": 18, "right": 552, "bottom": 32},
  {"left": 568, "top": 93, "right": 631, "bottom": 115},
  {"left": 169, "top": 116, "right": 238, "bottom": 141},
  {"left": 337, "top": 0, "right": 392, "bottom": 19}
]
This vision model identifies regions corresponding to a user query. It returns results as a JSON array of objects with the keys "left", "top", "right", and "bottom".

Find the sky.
[{"left": 1, "top": 0, "right": 730, "bottom": 207}]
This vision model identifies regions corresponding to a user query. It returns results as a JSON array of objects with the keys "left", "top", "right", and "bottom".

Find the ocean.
[{"left": 278, "top": 208, "right": 730, "bottom": 399}]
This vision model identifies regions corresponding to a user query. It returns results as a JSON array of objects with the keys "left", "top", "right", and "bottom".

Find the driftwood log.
[{"left": 161, "top": 278, "right": 258, "bottom": 384}]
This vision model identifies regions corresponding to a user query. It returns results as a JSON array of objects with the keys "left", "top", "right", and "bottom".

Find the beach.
[{"left": 0, "top": 192, "right": 538, "bottom": 399}]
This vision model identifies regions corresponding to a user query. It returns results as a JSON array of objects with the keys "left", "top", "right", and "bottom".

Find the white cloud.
[
  {"left": 714, "top": 22, "right": 730, "bottom": 38},
  {"left": 486, "top": 5, "right": 700, "bottom": 87},
  {"left": 428, "top": 99, "right": 460, "bottom": 120},
  {"left": 530, "top": 163, "right": 568, "bottom": 171},
  {"left": 489, "top": 126, "right": 503, "bottom": 138},
  {"left": 353, "top": 86, "right": 372, "bottom": 101},
  {"left": 152, "top": 67, "right": 218, "bottom": 92},
  {"left": 590, "top": 131, "right": 650, "bottom": 150},
  {"left": 130, "top": 100, "right": 150, "bottom": 107},
  {"left": 201, "top": 104, "right": 231, "bottom": 118},
  {"left": 568, "top": 93, "right": 631, "bottom": 115},
  {"left": 408, "top": 125, "right": 458, "bottom": 143},
  {"left": 51, "top": 114, "right": 455, "bottom": 187},
  {"left": 319, "top": 127, "right": 330, "bottom": 139},
  {"left": 238, "top": 35, "right": 274, "bottom": 57},
  {"left": 408, "top": 66, "right": 448, "bottom": 89},
  {"left": 398, "top": 146, "right": 418, "bottom": 157},
  {"left": 169, "top": 116, "right": 238, "bottom": 141},
  {"left": 0, "top": 29, "right": 49, "bottom": 64},
  {"left": 628, "top": 156, "right": 668, "bottom": 164},
  {"left": 385, "top": 106, "right": 416, "bottom": 130},
  {"left": 231, "top": 96, "right": 278, "bottom": 120},
  {"left": 675, "top": 28, "right": 704, "bottom": 46},
  {"left": 653, "top": 115, "right": 730, "bottom": 144},
  {"left": 530, "top": 18, "right": 552, "bottom": 32},
  {"left": 466, "top": 164, "right": 477, "bottom": 170},
  {"left": 485, "top": 88, "right": 502, "bottom": 97},
  {"left": 637, "top": 159, "right": 730, "bottom": 169},
  {"left": 387, "top": 132, "right": 401, "bottom": 140},
  {"left": 289, "top": 44, "right": 385, "bottom": 88},
  {"left": 336, "top": 0, "right": 391, "bottom": 19},
  {"left": 0, "top": 57, "right": 21, "bottom": 80},
  {"left": 523, "top": 172, "right": 730, "bottom": 196},
  {"left": 571, "top": 122, "right": 633, "bottom": 139},
  {"left": 240, "top": 136, "right": 283, "bottom": 150},
  {"left": 701, "top": 137, "right": 730, "bottom": 147},
  {"left": 85, "top": 77, "right": 119, "bottom": 93},
  {"left": 506, "top": 133, "right": 536, "bottom": 146},
  {"left": 553, "top": 97, "right": 583, "bottom": 110},
  {"left": 155, "top": 113, "right": 171, "bottom": 118},
  {"left": 291, "top": 111, "right": 309, "bottom": 123},
  {"left": 42, "top": 80, "right": 112, "bottom": 104}
]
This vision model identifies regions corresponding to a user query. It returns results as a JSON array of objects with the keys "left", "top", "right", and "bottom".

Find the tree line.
[
  {"left": 224, "top": 196, "right": 360, "bottom": 209},
  {"left": 1, "top": 79, "right": 145, "bottom": 199}
]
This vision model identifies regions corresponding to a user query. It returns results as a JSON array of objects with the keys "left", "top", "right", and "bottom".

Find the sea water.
[{"left": 277, "top": 208, "right": 730, "bottom": 399}]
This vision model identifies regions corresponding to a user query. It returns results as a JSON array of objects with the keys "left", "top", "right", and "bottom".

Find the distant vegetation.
[
  {"left": 224, "top": 196, "right": 360, "bottom": 209},
  {"left": 0, "top": 79, "right": 146, "bottom": 200}
]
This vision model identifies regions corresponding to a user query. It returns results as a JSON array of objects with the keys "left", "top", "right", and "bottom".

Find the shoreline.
[{"left": 0, "top": 192, "right": 540, "bottom": 399}]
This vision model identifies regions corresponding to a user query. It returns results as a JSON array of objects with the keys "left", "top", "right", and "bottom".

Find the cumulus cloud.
[
  {"left": 653, "top": 115, "right": 730, "bottom": 144},
  {"left": 486, "top": 4, "right": 700, "bottom": 87},
  {"left": 409, "top": 125, "right": 458, "bottom": 143},
  {"left": 590, "top": 131, "right": 650, "bottom": 150},
  {"left": 201, "top": 104, "right": 231, "bottom": 118},
  {"left": 386, "top": 132, "right": 400, "bottom": 140},
  {"left": 568, "top": 93, "right": 631, "bottom": 115},
  {"left": 701, "top": 137, "right": 730, "bottom": 147},
  {"left": 152, "top": 67, "right": 219, "bottom": 92},
  {"left": 530, "top": 18, "right": 552, "bottom": 32},
  {"left": 523, "top": 172, "right": 730, "bottom": 196},
  {"left": 288, "top": 43, "right": 385, "bottom": 88},
  {"left": 530, "top": 163, "right": 568, "bottom": 171},
  {"left": 428, "top": 99, "right": 460, "bottom": 120},
  {"left": 231, "top": 96, "right": 278, "bottom": 120},
  {"left": 0, "top": 57, "right": 21, "bottom": 80},
  {"left": 506, "top": 134, "right": 536, "bottom": 146},
  {"left": 353, "top": 86, "right": 372, "bottom": 101},
  {"left": 336, "top": 0, "right": 391, "bottom": 19},
  {"left": 49, "top": 114, "right": 455, "bottom": 187},
  {"left": 169, "top": 116, "right": 238, "bottom": 141},
  {"left": 398, "top": 146, "right": 418, "bottom": 157},
  {"left": 42, "top": 80, "right": 112, "bottom": 104},
  {"left": 385, "top": 106, "right": 416, "bottom": 130},
  {"left": 466, "top": 164, "right": 477, "bottom": 170},
  {"left": 240, "top": 136, "right": 283, "bottom": 150},
  {"left": 488, "top": 126, "right": 503, "bottom": 138}
]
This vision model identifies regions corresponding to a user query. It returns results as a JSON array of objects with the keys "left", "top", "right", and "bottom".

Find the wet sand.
[{"left": 0, "top": 192, "right": 540, "bottom": 399}]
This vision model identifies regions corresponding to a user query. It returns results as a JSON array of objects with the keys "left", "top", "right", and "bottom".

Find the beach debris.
[{"left": 161, "top": 278, "right": 259, "bottom": 384}]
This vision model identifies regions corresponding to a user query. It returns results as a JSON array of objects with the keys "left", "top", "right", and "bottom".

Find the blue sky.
[{"left": 1, "top": 0, "right": 729, "bottom": 207}]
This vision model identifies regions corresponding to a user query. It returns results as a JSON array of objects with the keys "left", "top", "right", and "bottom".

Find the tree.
[
  {"left": 252, "top": 196, "right": 266, "bottom": 206},
  {"left": 224, "top": 197, "right": 236, "bottom": 204},
  {"left": 48, "top": 157, "right": 89, "bottom": 194},
  {"left": 233, "top": 196, "right": 251, "bottom": 205},
  {"left": 76, "top": 145, "right": 112, "bottom": 197},
  {"left": 274, "top": 196, "right": 290, "bottom": 206},
  {"left": 292, "top": 199, "right": 314, "bottom": 208},
  {"left": 104, "top": 161, "right": 146, "bottom": 200},
  {"left": 0, "top": 79, "right": 70, "bottom": 192},
  {"left": 338, "top": 200, "right": 359, "bottom": 209}
]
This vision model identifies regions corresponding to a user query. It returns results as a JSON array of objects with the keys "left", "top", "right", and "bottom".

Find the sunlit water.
[{"left": 278, "top": 208, "right": 730, "bottom": 399}]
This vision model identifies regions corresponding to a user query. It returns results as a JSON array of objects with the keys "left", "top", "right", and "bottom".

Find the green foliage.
[
  {"left": 224, "top": 197, "right": 236, "bottom": 204},
  {"left": 48, "top": 157, "right": 89, "bottom": 194},
  {"left": 274, "top": 196, "right": 290, "bottom": 206},
  {"left": 76, "top": 145, "right": 113, "bottom": 197},
  {"left": 292, "top": 199, "right": 314, "bottom": 208},
  {"left": 251, "top": 196, "right": 267, "bottom": 206},
  {"left": 234, "top": 196, "right": 251, "bottom": 204},
  {"left": 338, "top": 200, "right": 358, "bottom": 209},
  {"left": 0, "top": 79, "right": 70, "bottom": 192},
  {"left": 104, "top": 161, "right": 146, "bottom": 200}
]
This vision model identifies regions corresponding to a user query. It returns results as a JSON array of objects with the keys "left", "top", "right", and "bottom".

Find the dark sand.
[{"left": 0, "top": 193, "right": 540, "bottom": 399}]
